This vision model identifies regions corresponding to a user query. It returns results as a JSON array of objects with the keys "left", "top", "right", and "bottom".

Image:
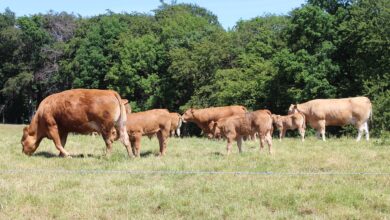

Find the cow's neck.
[{"left": 28, "top": 114, "right": 42, "bottom": 140}]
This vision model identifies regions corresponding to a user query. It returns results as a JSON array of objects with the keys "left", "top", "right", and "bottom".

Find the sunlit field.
[{"left": 1, "top": 124, "right": 389, "bottom": 219}]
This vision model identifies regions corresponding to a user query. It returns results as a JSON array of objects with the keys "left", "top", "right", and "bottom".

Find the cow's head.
[
  {"left": 288, "top": 104, "right": 299, "bottom": 114},
  {"left": 271, "top": 114, "right": 283, "bottom": 129},
  {"left": 121, "top": 99, "right": 131, "bottom": 114},
  {"left": 21, "top": 125, "right": 39, "bottom": 156},
  {"left": 182, "top": 108, "right": 196, "bottom": 123}
]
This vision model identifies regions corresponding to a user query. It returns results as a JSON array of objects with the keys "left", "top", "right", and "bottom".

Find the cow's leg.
[
  {"left": 115, "top": 124, "right": 133, "bottom": 158},
  {"left": 318, "top": 120, "right": 326, "bottom": 141},
  {"left": 162, "top": 130, "right": 170, "bottom": 155},
  {"left": 364, "top": 122, "right": 370, "bottom": 141},
  {"left": 281, "top": 128, "right": 286, "bottom": 139},
  {"left": 176, "top": 127, "right": 181, "bottom": 137},
  {"left": 58, "top": 132, "right": 69, "bottom": 157},
  {"left": 47, "top": 124, "right": 70, "bottom": 157},
  {"left": 237, "top": 135, "right": 243, "bottom": 153},
  {"left": 278, "top": 129, "right": 282, "bottom": 141},
  {"left": 100, "top": 126, "right": 115, "bottom": 156},
  {"left": 157, "top": 132, "right": 164, "bottom": 156},
  {"left": 133, "top": 133, "right": 142, "bottom": 157},
  {"left": 356, "top": 122, "right": 368, "bottom": 142},
  {"left": 226, "top": 137, "right": 234, "bottom": 155},
  {"left": 315, "top": 130, "right": 321, "bottom": 139},
  {"left": 259, "top": 135, "right": 265, "bottom": 153},
  {"left": 157, "top": 129, "right": 169, "bottom": 156},
  {"left": 103, "top": 137, "right": 113, "bottom": 156},
  {"left": 266, "top": 132, "right": 273, "bottom": 154},
  {"left": 129, "top": 138, "right": 136, "bottom": 156},
  {"left": 252, "top": 133, "right": 257, "bottom": 142}
]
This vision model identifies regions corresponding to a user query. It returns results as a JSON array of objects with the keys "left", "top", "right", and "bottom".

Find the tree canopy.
[{"left": 0, "top": 0, "right": 389, "bottom": 136}]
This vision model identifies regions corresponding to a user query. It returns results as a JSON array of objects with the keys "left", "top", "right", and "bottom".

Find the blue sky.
[{"left": 1, "top": 0, "right": 306, "bottom": 29}]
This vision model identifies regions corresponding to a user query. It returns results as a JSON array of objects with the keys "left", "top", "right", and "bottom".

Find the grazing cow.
[
  {"left": 125, "top": 109, "right": 171, "bottom": 157},
  {"left": 182, "top": 105, "right": 247, "bottom": 138},
  {"left": 21, "top": 89, "right": 132, "bottom": 157},
  {"left": 272, "top": 113, "right": 306, "bottom": 141},
  {"left": 168, "top": 112, "right": 182, "bottom": 137},
  {"left": 288, "top": 97, "right": 372, "bottom": 141},
  {"left": 211, "top": 110, "right": 273, "bottom": 155}
]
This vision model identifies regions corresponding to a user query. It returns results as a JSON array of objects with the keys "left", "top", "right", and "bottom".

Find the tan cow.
[
  {"left": 125, "top": 109, "right": 171, "bottom": 157},
  {"left": 168, "top": 112, "right": 182, "bottom": 137},
  {"left": 182, "top": 105, "right": 247, "bottom": 138},
  {"left": 288, "top": 97, "right": 372, "bottom": 141},
  {"left": 272, "top": 113, "right": 306, "bottom": 141},
  {"left": 211, "top": 110, "right": 273, "bottom": 155},
  {"left": 21, "top": 89, "right": 132, "bottom": 157}
]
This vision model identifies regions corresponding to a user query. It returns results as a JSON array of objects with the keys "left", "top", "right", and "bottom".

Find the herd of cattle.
[{"left": 21, "top": 89, "right": 372, "bottom": 157}]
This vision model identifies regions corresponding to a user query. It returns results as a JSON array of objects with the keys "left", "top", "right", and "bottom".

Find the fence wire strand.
[{"left": 1, "top": 169, "right": 390, "bottom": 176}]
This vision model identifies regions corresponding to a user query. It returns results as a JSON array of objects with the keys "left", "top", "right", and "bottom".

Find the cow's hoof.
[{"left": 59, "top": 153, "right": 67, "bottom": 157}]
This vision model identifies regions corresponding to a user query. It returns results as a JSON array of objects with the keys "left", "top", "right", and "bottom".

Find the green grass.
[{"left": 0, "top": 124, "right": 389, "bottom": 219}]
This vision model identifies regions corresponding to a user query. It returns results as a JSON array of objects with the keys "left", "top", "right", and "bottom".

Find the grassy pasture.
[{"left": 0, "top": 124, "right": 389, "bottom": 219}]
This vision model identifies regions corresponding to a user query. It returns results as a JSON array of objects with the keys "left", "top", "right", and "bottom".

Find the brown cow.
[
  {"left": 182, "top": 105, "right": 247, "bottom": 138},
  {"left": 211, "top": 110, "right": 273, "bottom": 155},
  {"left": 125, "top": 109, "right": 171, "bottom": 157},
  {"left": 288, "top": 97, "right": 372, "bottom": 141},
  {"left": 21, "top": 89, "right": 132, "bottom": 157},
  {"left": 272, "top": 113, "right": 306, "bottom": 141},
  {"left": 168, "top": 112, "right": 182, "bottom": 137}
]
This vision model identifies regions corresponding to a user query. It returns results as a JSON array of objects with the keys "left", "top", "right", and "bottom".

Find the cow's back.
[
  {"left": 37, "top": 89, "right": 121, "bottom": 133},
  {"left": 196, "top": 105, "right": 247, "bottom": 122},
  {"left": 304, "top": 97, "right": 371, "bottom": 125},
  {"left": 127, "top": 109, "right": 170, "bottom": 135}
]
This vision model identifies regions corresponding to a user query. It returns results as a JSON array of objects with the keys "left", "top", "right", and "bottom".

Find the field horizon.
[{"left": 1, "top": 124, "right": 389, "bottom": 219}]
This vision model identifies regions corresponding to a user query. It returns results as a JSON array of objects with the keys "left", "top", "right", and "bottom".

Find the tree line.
[{"left": 0, "top": 0, "right": 388, "bottom": 136}]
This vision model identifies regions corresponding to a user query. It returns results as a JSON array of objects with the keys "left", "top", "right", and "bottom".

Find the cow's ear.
[
  {"left": 23, "top": 126, "right": 30, "bottom": 136},
  {"left": 121, "top": 99, "right": 129, "bottom": 105}
]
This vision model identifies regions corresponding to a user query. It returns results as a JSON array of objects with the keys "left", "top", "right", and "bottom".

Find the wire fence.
[{"left": 1, "top": 169, "right": 390, "bottom": 176}]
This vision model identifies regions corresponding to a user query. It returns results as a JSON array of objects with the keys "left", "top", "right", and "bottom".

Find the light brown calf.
[
  {"left": 182, "top": 105, "right": 247, "bottom": 138},
  {"left": 272, "top": 113, "right": 306, "bottom": 141},
  {"left": 126, "top": 109, "right": 171, "bottom": 157},
  {"left": 211, "top": 110, "right": 273, "bottom": 155}
]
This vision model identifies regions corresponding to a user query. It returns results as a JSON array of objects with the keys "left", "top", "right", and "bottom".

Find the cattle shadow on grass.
[
  {"left": 33, "top": 151, "right": 98, "bottom": 159},
  {"left": 33, "top": 151, "right": 58, "bottom": 158},
  {"left": 211, "top": 152, "right": 224, "bottom": 157},
  {"left": 140, "top": 151, "right": 153, "bottom": 157}
]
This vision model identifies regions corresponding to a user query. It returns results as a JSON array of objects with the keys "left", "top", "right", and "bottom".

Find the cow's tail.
[
  {"left": 114, "top": 93, "right": 131, "bottom": 148},
  {"left": 370, "top": 104, "right": 373, "bottom": 122},
  {"left": 264, "top": 109, "right": 272, "bottom": 116},
  {"left": 176, "top": 114, "right": 182, "bottom": 137},
  {"left": 300, "top": 112, "right": 306, "bottom": 129}
]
